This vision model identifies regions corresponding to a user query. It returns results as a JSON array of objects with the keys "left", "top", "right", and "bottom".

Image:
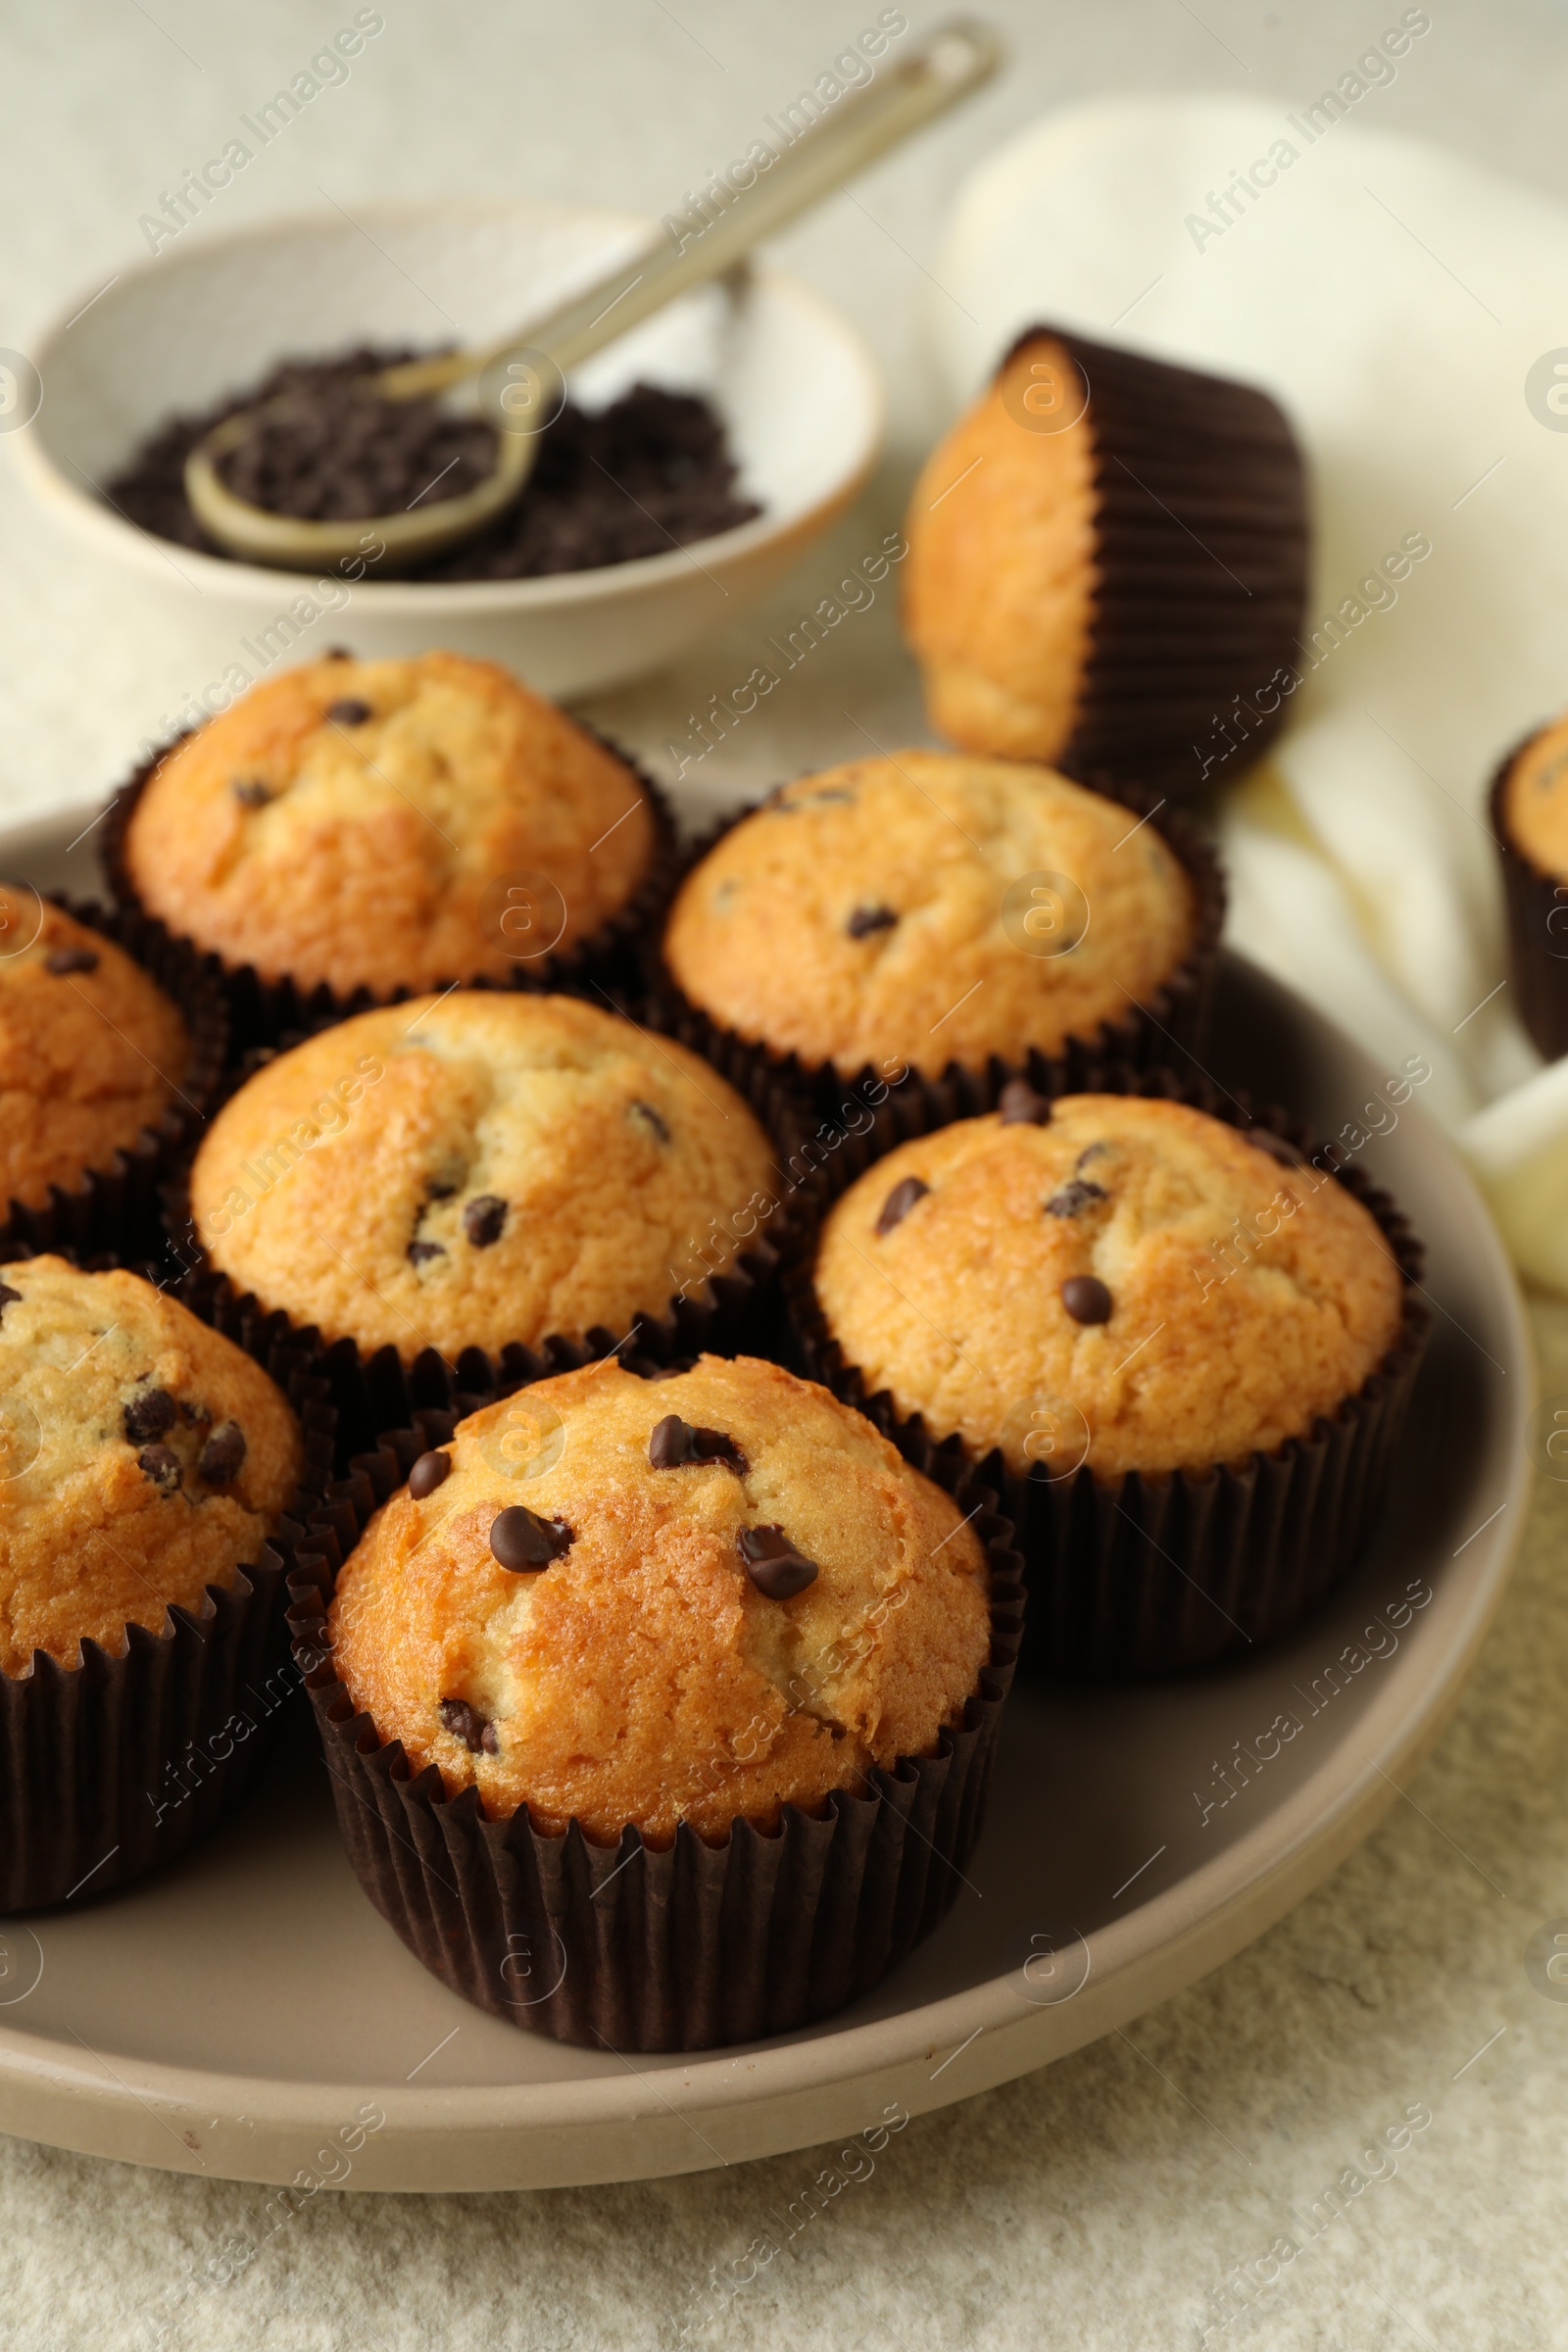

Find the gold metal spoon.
[{"left": 183, "top": 19, "right": 1002, "bottom": 572}]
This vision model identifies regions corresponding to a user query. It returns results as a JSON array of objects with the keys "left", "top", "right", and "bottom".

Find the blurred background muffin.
[
  {"left": 1493, "top": 710, "right": 1568, "bottom": 1060},
  {"left": 659, "top": 750, "right": 1214, "bottom": 1084},
  {"left": 114, "top": 650, "right": 666, "bottom": 1009},
  {"left": 186, "top": 991, "right": 779, "bottom": 1364},
  {"left": 0, "top": 894, "right": 191, "bottom": 1215},
  {"left": 903, "top": 327, "right": 1308, "bottom": 797}
]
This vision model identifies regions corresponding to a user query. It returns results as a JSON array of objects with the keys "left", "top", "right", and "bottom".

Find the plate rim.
[{"left": 0, "top": 808, "right": 1535, "bottom": 2189}]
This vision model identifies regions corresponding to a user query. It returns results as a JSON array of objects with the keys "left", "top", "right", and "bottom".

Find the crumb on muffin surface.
[
  {"left": 812, "top": 1096, "right": 1405, "bottom": 1481},
  {"left": 662, "top": 750, "right": 1195, "bottom": 1077},
  {"left": 0, "top": 899, "right": 189, "bottom": 1212},
  {"left": 0, "top": 1255, "right": 301, "bottom": 1673},
  {"left": 326, "top": 1354, "right": 993, "bottom": 1843},
  {"left": 189, "top": 991, "right": 779, "bottom": 1363},
  {"left": 122, "top": 651, "right": 657, "bottom": 996}
]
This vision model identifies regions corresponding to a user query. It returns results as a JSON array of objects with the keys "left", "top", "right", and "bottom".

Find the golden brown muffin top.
[
  {"left": 327, "top": 1354, "right": 993, "bottom": 1843},
  {"left": 1504, "top": 712, "right": 1568, "bottom": 879},
  {"left": 904, "top": 334, "right": 1100, "bottom": 763},
  {"left": 0, "top": 1255, "right": 302, "bottom": 1674},
  {"left": 0, "top": 894, "right": 190, "bottom": 1213},
  {"left": 190, "top": 992, "right": 778, "bottom": 1365},
  {"left": 662, "top": 751, "right": 1195, "bottom": 1077},
  {"left": 122, "top": 651, "right": 657, "bottom": 997},
  {"left": 812, "top": 1096, "right": 1404, "bottom": 1481}
]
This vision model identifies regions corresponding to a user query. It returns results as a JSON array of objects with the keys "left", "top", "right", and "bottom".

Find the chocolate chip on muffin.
[
  {"left": 123, "top": 1385, "right": 178, "bottom": 1445},
  {"left": 44, "top": 946, "right": 100, "bottom": 977},
  {"left": 1045, "top": 1178, "right": 1106, "bottom": 1219},
  {"left": 648, "top": 1414, "right": 748, "bottom": 1473},
  {"left": 408, "top": 1448, "right": 451, "bottom": 1499},
  {"left": 736, "top": 1523, "right": 819, "bottom": 1599},
  {"left": 198, "top": 1421, "right": 247, "bottom": 1484},
  {"left": 438, "top": 1697, "right": 498, "bottom": 1755},
  {"left": 876, "top": 1176, "right": 929, "bottom": 1236},
  {"left": 489, "top": 1503, "right": 574, "bottom": 1570},
  {"left": 846, "top": 904, "right": 898, "bottom": 939},
  {"left": 462, "top": 1194, "right": 507, "bottom": 1248}
]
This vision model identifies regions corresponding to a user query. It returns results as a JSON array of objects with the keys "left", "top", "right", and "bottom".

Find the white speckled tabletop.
[{"left": 3, "top": 2, "right": 1567, "bottom": 2344}]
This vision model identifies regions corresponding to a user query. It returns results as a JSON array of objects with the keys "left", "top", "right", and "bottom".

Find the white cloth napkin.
[{"left": 925, "top": 88, "right": 1568, "bottom": 1291}]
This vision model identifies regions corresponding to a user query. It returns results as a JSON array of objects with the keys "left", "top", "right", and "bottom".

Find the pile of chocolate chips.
[{"left": 104, "top": 343, "right": 761, "bottom": 580}]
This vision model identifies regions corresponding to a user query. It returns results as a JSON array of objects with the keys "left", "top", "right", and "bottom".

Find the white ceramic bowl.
[{"left": 16, "top": 202, "right": 884, "bottom": 699}]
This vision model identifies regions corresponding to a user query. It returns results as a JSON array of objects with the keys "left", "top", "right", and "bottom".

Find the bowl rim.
[{"left": 14, "top": 196, "right": 886, "bottom": 611}]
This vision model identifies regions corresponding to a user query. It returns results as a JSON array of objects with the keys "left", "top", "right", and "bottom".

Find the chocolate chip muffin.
[
  {"left": 904, "top": 326, "right": 1308, "bottom": 796},
  {"left": 118, "top": 651, "right": 661, "bottom": 1000},
  {"left": 0, "top": 1255, "right": 303, "bottom": 1673},
  {"left": 811, "top": 1094, "right": 1405, "bottom": 1481},
  {"left": 187, "top": 992, "right": 778, "bottom": 1363},
  {"left": 661, "top": 751, "right": 1203, "bottom": 1081},
  {"left": 326, "top": 1353, "right": 994, "bottom": 1843},
  {"left": 1494, "top": 711, "right": 1568, "bottom": 1059},
  {"left": 0, "top": 895, "right": 190, "bottom": 1213}
]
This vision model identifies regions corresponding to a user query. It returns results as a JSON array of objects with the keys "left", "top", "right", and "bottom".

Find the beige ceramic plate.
[{"left": 0, "top": 808, "right": 1533, "bottom": 2191}]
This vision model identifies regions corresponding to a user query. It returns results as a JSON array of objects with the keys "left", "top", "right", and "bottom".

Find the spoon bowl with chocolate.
[{"left": 21, "top": 207, "right": 879, "bottom": 695}]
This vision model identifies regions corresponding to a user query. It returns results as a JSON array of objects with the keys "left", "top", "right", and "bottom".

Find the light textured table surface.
[{"left": 3, "top": 2, "right": 1567, "bottom": 2344}]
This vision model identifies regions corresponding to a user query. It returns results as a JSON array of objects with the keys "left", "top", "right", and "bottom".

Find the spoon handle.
[{"left": 382, "top": 18, "right": 1002, "bottom": 406}]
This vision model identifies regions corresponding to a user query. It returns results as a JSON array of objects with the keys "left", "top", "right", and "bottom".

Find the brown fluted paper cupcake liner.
[
  {"left": 1001, "top": 324, "right": 1310, "bottom": 802},
  {"left": 160, "top": 1022, "right": 821, "bottom": 1466},
  {"left": 285, "top": 1377, "right": 1025, "bottom": 2051},
  {"left": 645, "top": 777, "right": 1227, "bottom": 1120},
  {"left": 1491, "top": 735, "right": 1568, "bottom": 1062},
  {"left": 0, "top": 895, "right": 229, "bottom": 1264},
  {"left": 100, "top": 725, "right": 682, "bottom": 1051},
  {"left": 0, "top": 1282, "right": 333, "bottom": 1911},
  {"left": 784, "top": 1063, "right": 1431, "bottom": 1682}
]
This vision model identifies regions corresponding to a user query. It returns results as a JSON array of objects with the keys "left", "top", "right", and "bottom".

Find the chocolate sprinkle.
[
  {"left": 1061, "top": 1274, "right": 1113, "bottom": 1326},
  {"left": 489, "top": 1503, "right": 574, "bottom": 1570},
  {"left": 44, "top": 946, "right": 99, "bottom": 977},
  {"left": 847, "top": 904, "right": 898, "bottom": 938},
  {"left": 408, "top": 1448, "right": 451, "bottom": 1499},
  {"left": 123, "top": 1387, "right": 177, "bottom": 1445},
  {"left": 463, "top": 1195, "right": 507, "bottom": 1249},
  {"left": 230, "top": 778, "right": 271, "bottom": 808},
  {"left": 104, "top": 349, "right": 760, "bottom": 580},
  {"left": 1045, "top": 1179, "right": 1107, "bottom": 1219},
  {"left": 325, "top": 698, "right": 372, "bottom": 727},
  {"left": 437, "top": 1698, "right": 498, "bottom": 1755},
  {"left": 998, "top": 1078, "right": 1053, "bottom": 1126},
  {"left": 407, "top": 1239, "right": 446, "bottom": 1264},
  {"left": 198, "top": 1423, "right": 247, "bottom": 1485},
  {"left": 137, "top": 1444, "right": 181, "bottom": 1489},
  {"left": 648, "top": 1414, "right": 749, "bottom": 1473},
  {"left": 631, "top": 1100, "right": 670, "bottom": 1144},
  {"left": 875, "top": 1176, "right": 930, "bottom": 1236},
  {"left": 736, "top": 1524, "right": 819, "bottom": 1599}
]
